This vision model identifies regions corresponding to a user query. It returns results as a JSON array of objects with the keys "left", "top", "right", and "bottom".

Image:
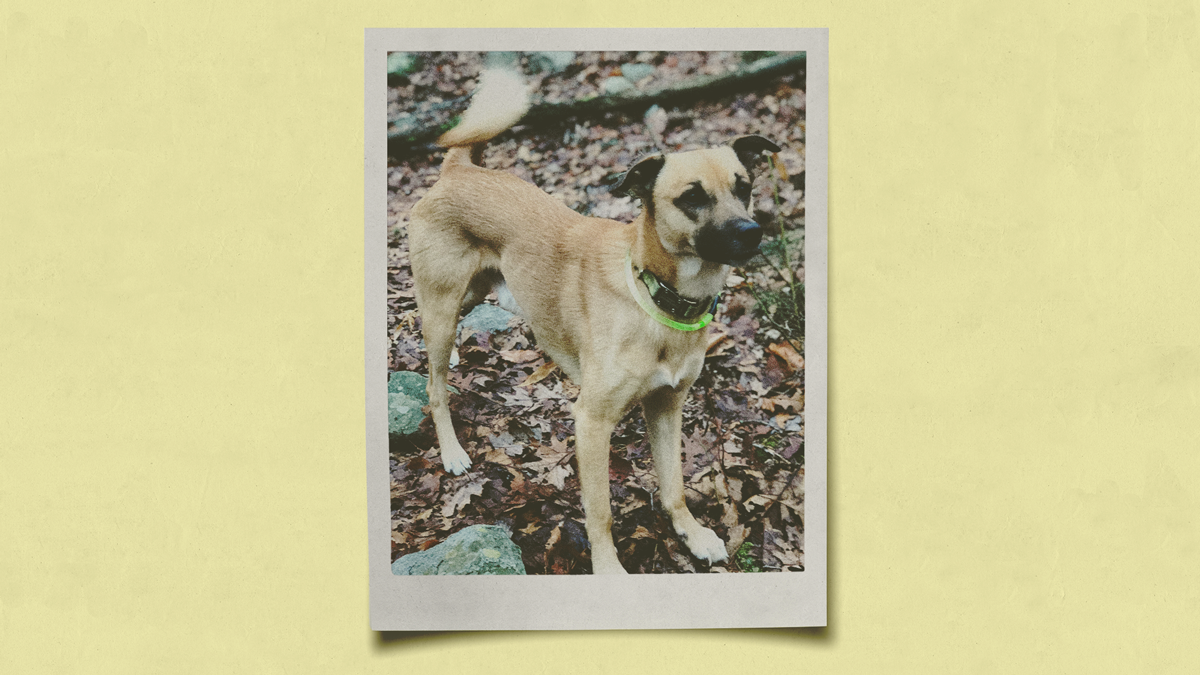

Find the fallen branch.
[{"left": 388, "top": 52, "right": 806, "bottom": 158}]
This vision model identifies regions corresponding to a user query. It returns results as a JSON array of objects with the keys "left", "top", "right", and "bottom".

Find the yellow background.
[{"left": 3, "top": 1, "right": 1197, "bottom": 672}]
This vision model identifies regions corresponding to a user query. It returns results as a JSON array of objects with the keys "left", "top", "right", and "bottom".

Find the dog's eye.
[
  {"left": 678, "top": 186, "right": 709, "bottom": 207},
  {"left": 735, "top": 178, "right": 753, "bottom": 204}
]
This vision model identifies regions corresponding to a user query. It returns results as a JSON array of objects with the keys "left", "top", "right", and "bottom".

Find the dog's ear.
[
  {"left": 614, "top": 154, "right": 665, "bottom": 198},
  {"left": 731, "top": 135, "right": 781, "bottom": 174}
]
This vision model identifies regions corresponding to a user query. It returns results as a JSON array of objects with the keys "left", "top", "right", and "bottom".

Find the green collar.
[{"left": 624, "top": 250, "right": 718, "bottom": 332}]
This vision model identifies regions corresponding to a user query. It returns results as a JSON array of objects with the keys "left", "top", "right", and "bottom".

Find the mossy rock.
[
  {"left": 388, "top": 371, "right": 429, "bottom": 437},
  {"left": 392, "top": 525, "right": 526, "bottom": 575}
]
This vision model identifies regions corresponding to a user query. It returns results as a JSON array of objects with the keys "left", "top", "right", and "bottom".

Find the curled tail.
[{"left": 438, "top": 68, "right": 530, "bottom": 166}]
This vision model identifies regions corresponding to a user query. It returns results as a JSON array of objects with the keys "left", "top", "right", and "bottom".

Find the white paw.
[
  {"left": 441, "top": 444, "right": 471, "bottom": 475},
  {"left": 591, "top": 559, "right": 630, "bottom": 575},
  {"left": 684, "top": 526, "right": 728, "bottom": 564}
]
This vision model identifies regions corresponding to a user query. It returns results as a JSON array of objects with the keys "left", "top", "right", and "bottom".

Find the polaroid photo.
[{"left": 366, "top": 28, "right": 827, "bottom": 630}]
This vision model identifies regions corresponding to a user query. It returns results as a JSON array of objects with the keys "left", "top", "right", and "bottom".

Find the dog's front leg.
[
  {"left": 644, "top": 388, "right": 729, "bottom": 566},
  {"left": 573, "top": 402, "right": 627, "bottom": 574}
]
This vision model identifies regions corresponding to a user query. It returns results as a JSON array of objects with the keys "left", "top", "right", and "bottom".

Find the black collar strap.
[{"left": 638, "top": 267, "right": 719, "bottom": 323}]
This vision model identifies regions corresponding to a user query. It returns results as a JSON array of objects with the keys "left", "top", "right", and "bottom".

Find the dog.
[{"left": 407, "top": 67, "right": 779, "bottom": 574}]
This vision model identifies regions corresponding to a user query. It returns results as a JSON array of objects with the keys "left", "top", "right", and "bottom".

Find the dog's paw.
[
  {"left": 440, "top": 444, "right": 472, "bottom": 475},
  {"left": 591, "top": 559, "right": 630, "bottom": 575},
  {"left": 683, "top": 525, "right": 728, "bottom": 564}
]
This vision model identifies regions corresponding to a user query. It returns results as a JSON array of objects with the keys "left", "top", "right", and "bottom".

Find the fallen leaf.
[
  {"left": 545, "top": 523, "right": 563, "bottom": 550},
  {"left": 610, "top": 453, "right": 635, "bottom": 480},
  {"left": 488, "top": 431, "right": 525, "bottom": 456},
  {"left": 760, "top": 395, "right": 802, "bottom": 413},
  {"left": 417, "top": 472, "right": 441, "bottom": 496},
  {"left": 484, "top": 447, "right": 514, "bottom": 465},
  {"left": 744, "top": 493, "right": 774, "bottom": 512},
  {"left": 766, "top": 341, "right": 803, "bottom": 374},
  {"left": 441, "top": 475, "right": 487, "bottom": 517},
  {"left": 499, "top": 349, "right": 542, "bottom": 364},
  {"left": 520, "top": 361, "right": 558, "bottom": 387},
  {"left": 724, "top": 524, "right": 749, "bottom": 554},
  {"left": 631, "top": 525, "right": 654, "bottom": 539},
  {"left": 543, "top": 463, "right": 573, "bottom": 490}
]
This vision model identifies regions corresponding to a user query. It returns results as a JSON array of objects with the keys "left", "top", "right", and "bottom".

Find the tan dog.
[{"left": 407, "top": 68, "right": 779, "bottom": 574}]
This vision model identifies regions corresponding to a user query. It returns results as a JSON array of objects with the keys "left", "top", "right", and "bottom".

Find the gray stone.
[
  {"left": 484, "top": 52, "right": 521, "bottom": 69},
  {"left": 388, "top": 371, "right": 429, "bottom": 436},
  {"left": 527, "top": 51, "right": 576, "bottom": 73},
  {"left": 392, "top": 525, "right": 526, "bottom": 575},
  {"left": 459, "top": 304, "right": 515, "bottom": 334},
  {"left": 386, "top": 52, "right": 420, "bottom": 76},
  {"left": 621, "top": 62, "right": 655, "bottom": 83},
  {"left": 600, "top": 76, "right": 635, "bottom": 96}
]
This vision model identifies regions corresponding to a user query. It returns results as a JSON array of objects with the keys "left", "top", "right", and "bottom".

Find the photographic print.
[{"left": 367, "top": 29, "right": 826, "bottom": 630}]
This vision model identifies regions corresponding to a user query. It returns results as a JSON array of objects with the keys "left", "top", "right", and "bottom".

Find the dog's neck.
[{"left": 631, "top": 214, "right": 729, "bottom": 300}]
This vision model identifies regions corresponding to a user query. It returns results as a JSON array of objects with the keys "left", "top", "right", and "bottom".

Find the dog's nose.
[{"left": 730, "top": 219, "right": 763, "bottom": 250}]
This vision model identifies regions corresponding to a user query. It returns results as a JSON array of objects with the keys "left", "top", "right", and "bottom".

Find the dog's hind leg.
[
  {"left": 644, "top": 388, "right": 729, "bottom": 565},
  {"left": 410, "top": 234, "right": 478, "bottom": 475}
]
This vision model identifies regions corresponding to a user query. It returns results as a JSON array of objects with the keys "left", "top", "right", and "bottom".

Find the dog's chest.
[{"left": 646, "top": 351, "right": 705, "bottom": 392}]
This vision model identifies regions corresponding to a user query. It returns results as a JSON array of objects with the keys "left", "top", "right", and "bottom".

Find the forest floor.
[{"left": 386, "top": 51, "right": 806, "bottom": 574}]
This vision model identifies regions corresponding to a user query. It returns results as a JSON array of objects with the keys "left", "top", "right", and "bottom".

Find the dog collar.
[{"left": 624, "top": 250, "right": 718, "bottom": 332}]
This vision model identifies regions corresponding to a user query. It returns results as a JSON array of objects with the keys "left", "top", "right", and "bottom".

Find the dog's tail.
[{"left": 438, "top": 68, "right": 530, "bottom": 165}]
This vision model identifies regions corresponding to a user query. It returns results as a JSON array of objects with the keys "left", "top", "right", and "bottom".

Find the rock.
[
  {"left": 484, "top": 52, "right": 521, "bottom": 69},
  {"left": 386, "top": 52, "right": 420, "bottom": 77},
  {"left": 527, "top": 51, "right": 575, "bottom": 73},
  {"left": 600, "top": 76, "right": 634, "bottom": 96},
  {"left": 459, "top": 304, "right": 515, "bottom": 334},
  {"left": 621, "top": 62, "right": 655, "bottom": 83},
  {"left": 388, "top": 371, "right": 429, "bottom": 436},
  {"left": 392, "top": 525, "right": 526, "bottom": 575}
]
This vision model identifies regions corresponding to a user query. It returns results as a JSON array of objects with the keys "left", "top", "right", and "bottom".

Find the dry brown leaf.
[
  {"left": 484, "top": 447, "right": 514, "bottom": 465},
  {"left": 706, "top": 332, "right": 730, "bottom": 354},
  {"left": 507, "top": 467, "right": 527, "bottom": 493},
  {"left": 543, "top": 464, "right": 573, "bottom": 490},
  {"left": 631, "top": 526, "right": 654, "bottom": 539},
  {"left": 417, "top": 473, "right": 441, "bottom": 495},
  {"left": 499, "top": 349, "right": 542, "bottom": 364},
  {"left": 545, "top": 523, "right": 563, "bottom": 550},
  {"left": 714, "top": 470, "right": 730, "bottom": 501},
  {"left": 760, "top": 395, "right": 802, "bottom": 413},
  {"left": 441, "top": 475, "right": 486, "bottom": 517},
  {"left": 520, "top": 361, "right": 558, "bottom": 387},
  {"left": 725, "top": 524, "right": 749, "bottom": 554},
  {"left": 744, "top": 493, "right": 774, "bottom": 512},
  {"left": 766, "top": 341, "right": 803, "bottom": 374}
]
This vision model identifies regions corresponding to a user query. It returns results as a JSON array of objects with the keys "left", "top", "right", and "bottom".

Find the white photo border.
[{"left": 366, "top": 28, "right": 828, "bottom": 631}]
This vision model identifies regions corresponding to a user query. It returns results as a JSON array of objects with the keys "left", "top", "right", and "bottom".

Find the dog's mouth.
[{"left": 694, "top": 219, "right": 764, "bottom": 265}]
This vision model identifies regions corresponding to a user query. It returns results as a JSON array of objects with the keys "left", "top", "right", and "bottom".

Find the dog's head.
[{"left": 616, "top": 135, "right": 781, "bottom": 265}]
